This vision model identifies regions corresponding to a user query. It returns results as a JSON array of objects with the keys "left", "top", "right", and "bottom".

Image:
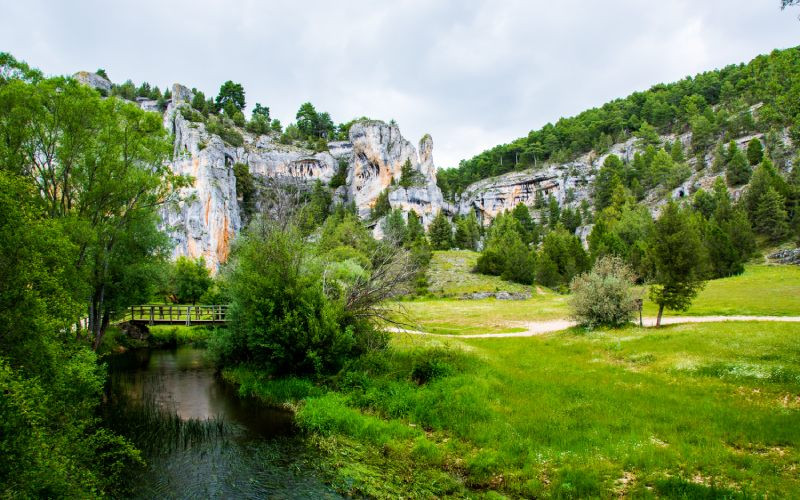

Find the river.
[{"left": 106, "top": 347, "right": 340, "bottom": 499}]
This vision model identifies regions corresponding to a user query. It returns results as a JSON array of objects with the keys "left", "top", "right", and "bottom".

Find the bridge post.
[
  {"left": 186, "top": 306, "right": 191, "bottom": 327},
  {"left": 149, "top": 306, "right": 154, "bottom": 326}
]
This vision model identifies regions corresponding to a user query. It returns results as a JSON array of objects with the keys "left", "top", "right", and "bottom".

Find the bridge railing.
[{"left": 128, "top": 305, "right": 229, "bottom": 326}]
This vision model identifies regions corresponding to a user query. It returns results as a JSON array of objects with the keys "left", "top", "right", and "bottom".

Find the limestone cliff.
[{"left": 152, "top": 86, "right": 446, "bottom": 270}]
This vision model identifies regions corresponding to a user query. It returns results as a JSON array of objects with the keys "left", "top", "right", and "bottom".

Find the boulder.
[{"left": 72, "top": 71, "right": 111, "bottom": 94}]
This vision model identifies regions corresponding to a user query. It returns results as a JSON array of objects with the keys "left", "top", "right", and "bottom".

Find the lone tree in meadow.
[
  {"left": 569, "top": 256, "right": 639, "bottom": 328},
  {"left": 647, "top": 201, "right": 706, "bottom": 326}
]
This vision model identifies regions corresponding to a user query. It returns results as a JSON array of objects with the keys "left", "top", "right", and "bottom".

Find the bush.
[
  {"left": 569, "top": 255, "right": 639, "bottom": 328},
  {"left": 219, "top": 219, "right": 383, "bottom": 375},
  {"left": 206, "top": 117, "right": 244, "bottom": 147}
]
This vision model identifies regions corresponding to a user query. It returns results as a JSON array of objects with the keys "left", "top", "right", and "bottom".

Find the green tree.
[
  {"left": 217, "top": 220, "right": 380, "bottom": 375},
  {"left": 547, "top": 195, "right": 561, "bottom": 228},
  {"left": 634, "top": 121, "right": 661, "bottom": 148},
  {"left": 454, "top": 212, "right": 481, "bottom": 250},
  {"left": 428, "top": 211, "right": 453, "bottom": 250},
  {"left": 746, "top": 138, "right": 764, "bottom": 166},
  {"left": 296, "top": 102, "right": 318, "bottom": 138},
  {"left": 594, "top": 154, "right": 624, "bottom": 211},
  {"left": 399, "top": 159, "right": 418, "bottom": 188},
  {"left": 726, "top": 142, "right": 752, "bottom": 186},
  {"left": 371, "top": 188, "right": 391, "bottom": 220},
  {"left": 754, "top": 187, "right": 789, "bottom": 242},
  {"left": 670, "top": 140, "right": 685, "bottom": 163},
  {"left": 173, "top": 257, "right": 213, "bottom": 304},
  {"left": 381, "top": 208, "right": 408, "bottom": 246},
  {"left": 405, "top": 210, "right": 426, "bottom": 245},
  {"left": 476, "top": 214, "right": 534, "bottom": 284},
  {"left": 216, "top": 80, "right": 245, "bottom": 115},
  {"left": 0, "top": 75, "right": 178, "bottom": 349},
  {"left": 647, "top": 202, "right": 706, "bottom": 326}
]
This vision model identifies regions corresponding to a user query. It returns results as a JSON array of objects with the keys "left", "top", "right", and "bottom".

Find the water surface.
[{"left": 107, "top": 347, "right": 339, "bottom": 499}]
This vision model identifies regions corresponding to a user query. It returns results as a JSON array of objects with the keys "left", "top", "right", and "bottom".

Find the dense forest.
[{"left": 437, "top": 46, "right": 800, "bottom": 198}]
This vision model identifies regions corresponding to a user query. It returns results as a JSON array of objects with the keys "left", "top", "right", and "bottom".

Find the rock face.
[
  {"left": 72, "top": 71, "right": 112, "bottom": 94},
  {"left": 152, "top": 86, "right": 446, "bottom": 270},
  {"left": 346, "top": 121, "right": 443, "bottom": 226}
]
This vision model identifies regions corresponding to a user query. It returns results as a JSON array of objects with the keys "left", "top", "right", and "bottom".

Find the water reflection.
[{"left": 107, "top": 347, "right": 339, "bottom": 499}]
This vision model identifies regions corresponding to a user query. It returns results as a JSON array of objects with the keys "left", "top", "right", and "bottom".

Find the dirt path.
[{"left": 389, "top": 316, "right": 800, "bottom": 339}]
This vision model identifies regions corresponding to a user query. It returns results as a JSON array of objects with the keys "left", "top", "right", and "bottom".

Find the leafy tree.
[
  {"left": 690, "top": 114, "right": 714, "bottom": 152},
  {"left": 216, "top": 80, "right": 245, "bottom": 114},
  {"left": 173, "top": 257, "right": 213, "bottom": 304},
  {"left": 217, "top": 220, "right": 383, "bottom": 375},
  {"left": 647, "top": 202, "right": 706, "bottom": 326},
  {"left": 252, "top": 103, "right": 270, "bottom": 120},
  {"left": 95, "top": 68, "right": 109, "bottom": 80},
  {"left": 0, "top": 75, "right": 178, "bottom": 349},
  {"left": 569, "top": 256, "right": 639, "bottom": 328},
  {"left": 428, "top": 211, "right": 453, "bottom": 250},
  {"left": 191, "top": 89, "right": 207, "bottom": 114},
  {"left": 746, "top": 138, "right": 764, "bottom": 165},
  {"left": 560, "top": 206, "right": 582, "bottom": 234}
]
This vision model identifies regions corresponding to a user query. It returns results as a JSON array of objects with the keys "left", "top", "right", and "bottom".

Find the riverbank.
[{"left": 226, "top": 321, "right": 800, "bottom": 497}]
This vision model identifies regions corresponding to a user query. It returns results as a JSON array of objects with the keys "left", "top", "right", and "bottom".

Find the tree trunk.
[{"left": 656, "top": 303, "right": 665, "bottom": 327}]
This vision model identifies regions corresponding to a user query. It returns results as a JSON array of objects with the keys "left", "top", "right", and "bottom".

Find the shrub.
[{"left": 569, "top": 255, "right": 639, "bottom": 328}]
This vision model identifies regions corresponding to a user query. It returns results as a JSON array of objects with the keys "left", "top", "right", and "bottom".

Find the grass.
[
  {"left": 147, "top": 325, "right": 216, "bottom": 347},
  {"left": 641, "top": 264, "right": 800, "bottom": 317},
  {"left": 396, "top": 264, "right": 800, "bottom": 335},
  {"left": 230, "top": 322, "right": 800, "bottom": 497},
  {"left": 424, "top": 250, "right": 531, "bottom": 297}
]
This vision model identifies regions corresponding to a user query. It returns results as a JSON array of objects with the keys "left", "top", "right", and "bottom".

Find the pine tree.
[
  {"left": 427, "top": 211, "right": 453, "bottom": 250},
  {"left": 754, "top": 187, "right": 789, "bottom": 242},
  {"left": 454, "top": 212, "right": 480, "bottom": 250},
  {"left": 381, "top": 208, "right": 408, "bottom": 246},
  {"left": 647, "top": 202, "right": 706, "bottom": 326},
  {"left": 670, "top": 140, "right": 685, "bottom": 164},
  {"left": 547, "top": 195, "right": 561, "bottom": 228},
  {"left": 746, "top": 138, "right": 764, "bottom": 166},
  {"left": 726, "top": 148, "right": 751, "bottom": 186},
  {"left": 405, "top": 210, "right": 426, "bottom": 245},
  {"left": 511, "top": 202, "right": 537, "bottom": 243},
  {"left": 371, "top": 189, "right": 391, "bottom": 219}
]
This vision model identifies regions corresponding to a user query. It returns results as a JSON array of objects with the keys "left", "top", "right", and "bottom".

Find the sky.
[{"left": 1, "top": 1, "right": 798, "bottom": 168}]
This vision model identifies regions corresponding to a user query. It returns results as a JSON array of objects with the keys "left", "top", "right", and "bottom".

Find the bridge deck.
[{"left": 128, "top": 305, "right": 229, "bottom": 326}]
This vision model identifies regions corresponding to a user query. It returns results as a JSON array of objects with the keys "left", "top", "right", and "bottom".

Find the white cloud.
[{"left": 1, "top": 0, "right": 797, "bottom": 167}]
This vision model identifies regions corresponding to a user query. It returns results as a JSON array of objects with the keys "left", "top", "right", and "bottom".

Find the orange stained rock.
[
  {"left": 204, "top": 192, "right": 211, "bottom": 225},
  {"left": 215, "top": 214, "right": 231, "bottom": 263}
]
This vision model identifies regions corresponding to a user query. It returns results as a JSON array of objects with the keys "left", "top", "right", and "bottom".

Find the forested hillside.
[{"left": 438, "top": 46, "right": 800, "bottom": 198}]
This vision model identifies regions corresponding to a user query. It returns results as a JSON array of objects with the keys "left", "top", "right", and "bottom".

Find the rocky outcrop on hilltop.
[{"left": 72, "top": 71, "right": 112, "bottom": 94}]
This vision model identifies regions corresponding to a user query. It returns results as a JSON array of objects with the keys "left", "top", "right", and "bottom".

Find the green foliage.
[
  {"left": 233, "top": 162, "right": 256, "bottom": 220},
  {"left": 593, "top": 154, "right": 624, "bottom": 211},
  {"left": 215, "top": 80, "right": 245, "bottom": 115},
  {"left": 438, "top": 47, "right": 800, "bottom": 197},
  {"left": 726, "top": 143, "right": 752, "bottom": 186},
  {"left": 747, "top": 137, "right": 764, "bottom": 165},
  {"left": 454, "top": 212, "right": 481, "bottom": 250},
  {"left": 381, "top": 208, "right": 408, "bottom": 246},
  {"left": 219, "top": 219, "right": 385, "bottom": 375},
  {"left": 296, "top": 101, "right": 336, "bottom": 141},
  {"left": 537, "top": 226, "right": 590, "bottom": 290},
  {"left": 754, "top": 187, "right": 789, "bottom": 242},
  {"left": 206, "top": 115, "right": 244, "bottom": 147},
  {"left": 399, "top": 159, "right": 422, "bottom": 188},
  {"left": 569, "top": 256, "right": 639, "bottom": 327},
  {"left": 511, "top": 202, "right": 538, "bottom": 243},
  {"left": 371, "top": 188, "right": 391, "bottom": 220},
  {"left": 427, "top": 211, "right": 453, "bottom": 250},
  {"left": 476, "top": 212, "right": 535, "bottom": 284},
  {"left": 647, "top": 202, "right": 706, "bottom": 323},
  {"left": 173, "top": 256, "right": 213, "bottom": 305}
]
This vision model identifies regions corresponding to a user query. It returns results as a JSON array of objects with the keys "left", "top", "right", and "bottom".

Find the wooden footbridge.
[{"left": 128, "top": 305, "right": 228, "bottom": 326}]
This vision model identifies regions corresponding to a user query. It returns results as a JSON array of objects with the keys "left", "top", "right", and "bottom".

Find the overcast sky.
[{"left": 1, "top": 1, "right": 798, "bottom": 167}]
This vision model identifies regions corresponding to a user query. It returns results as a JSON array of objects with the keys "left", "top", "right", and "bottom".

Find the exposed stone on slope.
[{"left": 72, "top": 71, "right": 112, "bottom": 94}]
